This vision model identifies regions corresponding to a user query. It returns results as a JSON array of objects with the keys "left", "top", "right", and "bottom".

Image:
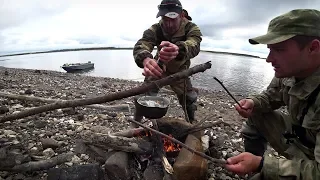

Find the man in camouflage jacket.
[
  {"left": 133, "top": 0, "right": 202, "bottom": 123},
  {"left": 225, "top": 9, "right": 320, "bottom": 179}
]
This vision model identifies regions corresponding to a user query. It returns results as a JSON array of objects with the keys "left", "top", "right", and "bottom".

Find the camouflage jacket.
[
  {"left": 133, "top": 18, "right": 202, "bottom": 74},
  {"left": 248, "top": 68, "right": 320, "bottom": 179}
]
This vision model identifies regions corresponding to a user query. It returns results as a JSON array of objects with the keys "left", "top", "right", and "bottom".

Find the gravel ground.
[{"left": 0, "top": 67, "right": 265, "bottom": 180}]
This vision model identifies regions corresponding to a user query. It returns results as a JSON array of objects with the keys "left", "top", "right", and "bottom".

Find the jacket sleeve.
[
  {"left": 175, "top": 23, "right": 202, "bottom": 60},
  {"left": 133, "top": 25, "right": 157, "bottom": 68},
  {"left": 247, "top": 77, "right": 286, "bottom": 113},
  {"left": 261, "top": 130, "right": 320, "bottom": 179}
]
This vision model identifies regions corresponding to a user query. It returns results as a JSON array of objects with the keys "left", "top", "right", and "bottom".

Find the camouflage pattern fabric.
[
  {"left": 132, "top": 18, "right": 202, "bottom": 122},
  {"left": 242, "top": 67, "right": 320, "bottom": 179},
  {"left": 133, "top": 18, "right": 202, "bottom": 74}
]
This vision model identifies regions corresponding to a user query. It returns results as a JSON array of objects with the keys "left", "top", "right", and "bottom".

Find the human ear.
[{"left": 309, "top": 39, "right": 320, "bottom": 54}]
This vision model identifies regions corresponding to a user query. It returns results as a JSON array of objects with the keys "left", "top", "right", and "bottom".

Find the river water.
[{"left": 0, "top": 50, "right": 274, "bottom": 95}]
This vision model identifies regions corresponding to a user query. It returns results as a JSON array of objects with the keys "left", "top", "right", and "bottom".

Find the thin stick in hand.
[{"left": 213, "top": 77, "right": 244, "bottom": 109}]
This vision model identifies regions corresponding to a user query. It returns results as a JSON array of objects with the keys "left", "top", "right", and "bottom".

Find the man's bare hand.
[
  {"left": 159, "top": 41, "right": 179, "bottom": 62},
  {"left": 225, "top": 152, "right": 262, "bottom": 176},
  {"left": 235, "top": 99, "right": 254, "bottom": 118},
  {"left": 142, "top": 57, "right": 163, "bottom": 79}
]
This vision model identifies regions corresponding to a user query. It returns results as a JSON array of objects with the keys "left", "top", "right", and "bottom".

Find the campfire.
[
  {"left": 74, "top": 95, "right": 226, "bottom": 180},
  {"left": 137, "top": 130, "right": 182, "bottom": 154},
  {"left": 77, "top": 116, "right": 214, "bottom": 180}
]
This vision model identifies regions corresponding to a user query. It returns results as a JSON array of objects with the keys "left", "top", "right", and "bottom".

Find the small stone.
[
  {"left": 76, "top": 114, "right": 85, "bottom": 121},
  {"left": 222, "top": 151, "right": 227, "bottom": 158},
  {"left": 67, "top": 130, "right": 74, "bottom": 136},
  {"left": 71, "top": 155, "right": 81, "bottom": 164},
  {"left": 106, "top": 112, "right": 117, "bottom": 118},
  {"left": 24, "top": 89, "right": 33, "bottom": 95},
  {"left": 4, "top": 130, "right": 16, "bottom": 136},
  {"left": 41, "top": 138, "right": 60, "bottom": 149},
  {"left": 68, "top": 119, "right": 74, "bottom": 124},
  {"left": 65, "top": 162, "right": 73, "bottom": 166},
  {"left": 75, "top": 126, "right": 84, "bottom": 133},
  {"left": 0, "top": 106, "right": 9, "bottom": 114},
  {"left": 80, "top": 154, "right": 89, "bottom": 161},
  {"left": 12, "top": 140, "right": 19, "bottom": 144},
  {"left": 46, "top": 131, "right": 54, "bottom": 137},
  {"left": 28, "top": 143, "right": 35, "bottom": 149},
  {"left": 56, "top": 109, "right": 63, "bottom": 114},
  {"left": 30, "top": 147, "right": 38, "bottom": 154},
  {"left": 34, "top": 120, "right": 47, "bottom": 128},
  {"left": 43, "top": 148, "right": 55, "bottom": 158},
  {"left": 12, "top": 104, "right": 23, "bottom": 109},
  {"left": 97, "top": 114, "right": 108, "bottom": 120}
]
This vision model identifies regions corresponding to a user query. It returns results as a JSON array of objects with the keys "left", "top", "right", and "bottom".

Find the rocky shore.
[{"left": 0, "top": 66, "right": 253, "bottom": 180}]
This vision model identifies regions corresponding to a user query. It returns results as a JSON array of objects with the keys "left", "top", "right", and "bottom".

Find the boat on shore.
[{"left": 61, "top": 61, "right": 94, "bottom": 72}]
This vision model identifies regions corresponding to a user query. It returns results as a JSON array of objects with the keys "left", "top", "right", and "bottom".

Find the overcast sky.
[{"left": 1, "top": 0, "right": 319, "bottom": 57}]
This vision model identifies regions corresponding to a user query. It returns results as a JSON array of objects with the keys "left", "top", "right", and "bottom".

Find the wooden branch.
[
  {"left": 192, "top": 115, "right": 214, "bottom": 128},
  {"left": 126, "top": 117, "right": 226, "bottom": 165},
  {"left": 0, "top": 153, "right": 74, "bottom": 172},
  {"left": 111, "top": 127, "right": 146, "bottom": 138},
  {"left": 0, "top": 92, "right": 131, "bottom": 113},
  {"left": 186, "top": 119, "right": 223, "bottom": 135},
  {"left": 0, "top": 61, "right": 212, "bottom": 123},
  {"left": 80, "top": 130, "right": 153, "bottom": 154}
]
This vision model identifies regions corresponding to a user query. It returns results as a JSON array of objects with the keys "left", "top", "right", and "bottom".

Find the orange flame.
[{"left": 162, "top": 134, "right": 181, "bottom": 152}]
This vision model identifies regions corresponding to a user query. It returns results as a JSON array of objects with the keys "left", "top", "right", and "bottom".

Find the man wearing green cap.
[
  {"left": 225, "top": 9, "right": 320, "bottom": 179},
  {"left": 133, "top": 0, "right": 202, "bottom": 123}
]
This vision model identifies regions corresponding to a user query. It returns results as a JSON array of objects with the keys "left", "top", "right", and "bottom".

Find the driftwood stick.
[
  {"left": 186, "top": 119, "right": 223, "bottom": 134},
  {"left": 0, "top": 92, "right": 131, "bottom": 113},
  {"left": 127, "top": 117, "right": 226, "bottom": 165},
  {"left": 192, "top": 115, "right": 213, "bottom": 128},
  {"left": 0, "top": 153, "right": 74, "bottom": 172},
  {"left": 80, "top": 131, "right": 153, "bottom": 154},
  {"left": 0, "top": 61, "right": 212, "bottom": 123}
]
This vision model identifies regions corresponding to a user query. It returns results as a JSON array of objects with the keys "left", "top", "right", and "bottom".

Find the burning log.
[{"left": 0, "top": 61, "right": 212, "bottom": 123}]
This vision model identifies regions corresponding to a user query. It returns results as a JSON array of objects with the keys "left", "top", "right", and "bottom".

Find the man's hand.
[
  {"left": 142, "top": 57, "right": 163, "bottom": 79},
  {"left": 159, "top": 41, "right": 179, "bottom": 63},
  {"left": 225, "top": 152, "right": 262, "bottom": 176},
  {"left": 235, "top": 99, "right": 254, "bottom": 118}
]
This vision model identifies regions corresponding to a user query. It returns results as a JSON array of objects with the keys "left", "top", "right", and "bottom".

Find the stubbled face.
[
  {"left": 161, "top": 15, "right": 182, "bottom": 35},
  {"left": 266, "top": 39, "right": 312, "bottom": 78}
]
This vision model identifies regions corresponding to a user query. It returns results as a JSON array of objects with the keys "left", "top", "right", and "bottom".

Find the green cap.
[{"left": 249, "top": 9, "right": 320, "bottom": 45}]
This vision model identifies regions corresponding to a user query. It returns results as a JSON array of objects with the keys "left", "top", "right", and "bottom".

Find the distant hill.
[{"left": 0, "top": 47, "right": 264, "bottom": 59}]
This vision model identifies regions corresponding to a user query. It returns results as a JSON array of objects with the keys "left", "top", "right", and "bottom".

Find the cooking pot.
[{"left": 136, "top": 96, "right": 170, "bottom": 119}]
